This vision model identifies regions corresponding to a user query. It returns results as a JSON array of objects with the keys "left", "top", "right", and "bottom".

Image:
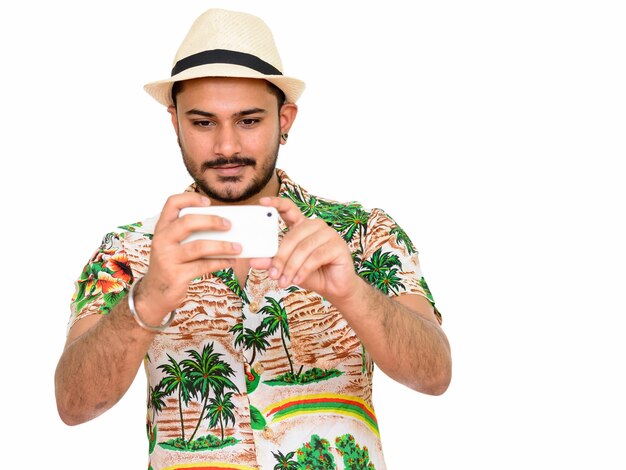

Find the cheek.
[
  {"left": 248, "top": 128, "right": 280, "bottom": 151},
  {"left": 179, "top": 127, "right": 209, "bottom": 153}
]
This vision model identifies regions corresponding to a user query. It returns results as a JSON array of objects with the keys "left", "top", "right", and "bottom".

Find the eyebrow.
[{"left": 185, "top": 107, "right": 267, "bottom": 118}]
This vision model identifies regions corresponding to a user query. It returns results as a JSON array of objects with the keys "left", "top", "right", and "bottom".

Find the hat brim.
[{"left": 144, "top": 63, "right": 305, "bottom": 107}]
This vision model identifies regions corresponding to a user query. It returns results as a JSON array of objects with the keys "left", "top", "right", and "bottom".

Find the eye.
[
  {"left": 193, "top": 120, "right": 214, "bottom": 128},
  {"left": 239, "top": 118, "right": 260, "bottom": 128}
]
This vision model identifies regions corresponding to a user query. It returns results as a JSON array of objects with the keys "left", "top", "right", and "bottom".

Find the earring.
[{"left": 281, "top": 132, "right": 289, "bottom": 142}]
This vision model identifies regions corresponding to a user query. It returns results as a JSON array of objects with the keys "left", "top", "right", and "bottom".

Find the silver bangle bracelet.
[{"left": 127, "top": 279, "right": 176, "bottom": 332}]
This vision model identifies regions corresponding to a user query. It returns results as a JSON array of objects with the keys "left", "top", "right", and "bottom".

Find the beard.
[{"left": 180, "top": 138, "right": 280, "bottom": 203}]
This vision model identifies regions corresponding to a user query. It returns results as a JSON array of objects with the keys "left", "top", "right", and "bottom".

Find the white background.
[{"left": 1, "top": 1, "right": 624, "bottom": 468}]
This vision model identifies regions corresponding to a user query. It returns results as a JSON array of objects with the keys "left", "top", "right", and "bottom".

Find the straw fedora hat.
[{"left": 144, "top": 8, "right": 305, "bottom": 107}]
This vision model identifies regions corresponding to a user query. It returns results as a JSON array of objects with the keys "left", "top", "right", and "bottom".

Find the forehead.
[{"left": 176, "top": 77, "right": 276, "bottom": 110}]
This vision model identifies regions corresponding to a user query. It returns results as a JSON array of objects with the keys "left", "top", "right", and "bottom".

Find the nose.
[{"left": 213, "top": 124, "right": 242, "bottom": 157}]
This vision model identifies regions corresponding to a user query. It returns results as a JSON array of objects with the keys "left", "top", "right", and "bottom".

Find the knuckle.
[
  {"left": 165, "top": 194, "right": 180, "bottom": 206},
  {"left": 222, "top": 241, "right": 240, "bottom": 253},
  {"left": 183, "top": 240, "right": 204, "bottom": 257}
]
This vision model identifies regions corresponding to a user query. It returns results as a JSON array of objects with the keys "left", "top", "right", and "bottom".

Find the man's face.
[{"left": 170, "top": 77, "right": 295, "bottom": 204}]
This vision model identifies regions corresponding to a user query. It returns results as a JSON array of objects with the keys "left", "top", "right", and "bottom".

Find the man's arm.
[
  {"left": 252, "top": 196, "right": 452, "bottom": 394},
  {"left": 54, "top": 300, "right": 157, "bottom": 425},
  {"left": 55, "top": 192, "right": 243, "bottom": 425},
  {"left": 330, "top": 280, "right": 451, "bottom": 395}
]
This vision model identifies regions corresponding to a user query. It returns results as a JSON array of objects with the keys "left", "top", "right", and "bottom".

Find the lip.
[{"left": 211, "top": 164, "right": 247, "bottom": 177}]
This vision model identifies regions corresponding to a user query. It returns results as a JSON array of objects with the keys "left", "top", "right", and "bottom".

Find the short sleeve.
[
  {"left": 67, "top": 232, "right": 133, "bottom": 333},
  {"left": 357, "top": 208, "right": 441, "bottom": 324}
]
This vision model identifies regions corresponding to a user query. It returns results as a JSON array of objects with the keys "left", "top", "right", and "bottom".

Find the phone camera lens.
[{"left": 266, "top": 212, "right": 273, "bottom": 217}]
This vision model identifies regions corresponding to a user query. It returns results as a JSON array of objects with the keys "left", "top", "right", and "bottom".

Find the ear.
[
  {"left": 167, "top": 105, "right": 179, "bottom": 135},
  {"left": 279, "top": 103, "right": 298, "bottom": 143}
]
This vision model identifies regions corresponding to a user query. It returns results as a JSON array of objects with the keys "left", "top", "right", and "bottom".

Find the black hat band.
[{"left": 171, "top": 48, "right": 282, "bottom": 77}]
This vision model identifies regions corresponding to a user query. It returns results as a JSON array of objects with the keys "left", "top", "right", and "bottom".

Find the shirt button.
[{"left": 249, "top": 301, "right": 259, "bottom": 313}]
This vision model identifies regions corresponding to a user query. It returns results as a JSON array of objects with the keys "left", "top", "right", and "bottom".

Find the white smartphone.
[{"left": 178, "top": 205, "right": 279, "bottom": 258}]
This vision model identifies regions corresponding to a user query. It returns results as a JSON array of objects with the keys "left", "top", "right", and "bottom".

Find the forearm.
[
  {"left": 54, "top": 298, "right": 156, "bottom": 425},
  {"left": 331, "top": 276, "right": 452, "bottom": 395}
]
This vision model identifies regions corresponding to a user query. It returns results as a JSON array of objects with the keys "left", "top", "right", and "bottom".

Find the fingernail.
[
  {"left": 201, "top": 196, "right": 211, "bottom": 205},
  {"left": 232, "top": 242, "right": 242, "bottom": 251},
  {"left": 269, "top": 267, "right": 278, "bottom": 279},
  {"left": 222, "top": 218, "right": 231, "bottom": 227}
]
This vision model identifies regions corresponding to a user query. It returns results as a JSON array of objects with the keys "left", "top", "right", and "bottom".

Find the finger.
[
  {"left": 248, "top": 257, "right": 273, "bottom": 270},
  {"left": 186, "top": 257, "right": 237, "bottom": 279},
  {"left": 171, "top": 212, "right": 232, "bottom": 244},
  {"left": 136, "top": 257, "right": 236, "bottom": 314},
  {"left": 178, "top": 239, "right": 242, "bottom": 262},
  {"left": 269, "top": 218, "right": 328, "bottom": 279},
  {"left": 280, "top": 239, "right": 346, "bottom": 288},
  {"left": 259, "top": 196, "right": 306, "bottom": 228},
  {"left": 275, "top": 223, "right": 337, "bottom": 286},
  {"left": 154, "top": 193, "right": 212, "bottom": 233}
]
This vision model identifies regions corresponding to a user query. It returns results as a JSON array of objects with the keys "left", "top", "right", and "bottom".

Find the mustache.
[{"left": 201, "top": 156, "right": 257, "bottom": 172}]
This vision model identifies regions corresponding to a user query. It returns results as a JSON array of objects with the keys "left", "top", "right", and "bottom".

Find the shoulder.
[{"left": 87, "top": 215, "right": 158, "bottom": 266}]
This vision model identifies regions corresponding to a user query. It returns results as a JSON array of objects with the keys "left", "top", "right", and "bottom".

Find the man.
[{"left": 55, "top": 8, "right": 451, "bottom": 470}]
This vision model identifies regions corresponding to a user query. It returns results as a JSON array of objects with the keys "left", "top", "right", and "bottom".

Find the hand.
[
  {"left": 249, "top": 196, "right": 359, "bottom": 302},
  {"left": 135, "top": 193, "right": 242, "bottom": 323}
]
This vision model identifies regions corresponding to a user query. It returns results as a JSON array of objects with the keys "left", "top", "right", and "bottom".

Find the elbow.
[
  {"left": 57, "top": 407, "right": 83, "bottom": 427},
  {"left": 56, "top": 394, "right": 80, "bottom": 426},
  {"left": 55, "top": 368, "right": 91, "bottom": 426},
  {"left": 55, "top": 385, "right": 85, "bottom": 426},
  {"left": 424, "top": 337, "right": 453, "bottom": 396},
  {"left": 55, "top": 389, "right": 96, "bottom": 426},
  {"left": 423, "top": 373, "right": 451, "bottom": 396},
  {"left": 415, "top": 368, "right": 451, "bottom": 396},
  {"left": 412, "top": 354, "right": 452, "bottom": 396}
]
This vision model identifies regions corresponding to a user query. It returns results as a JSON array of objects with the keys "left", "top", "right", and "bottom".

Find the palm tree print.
[
  {"left": 390, "top": 224, "right": 417, "bottom": 254},
  {"left": 206, "top": 391, "right": 237, "bottom": 442},
  {"left": 283, "top": 184, "right": 371, "bottom": 254},
  {"left": 231, "top": 322, "right": 271, "bottom": 369},
  {"left": 180, "top": 343, "right": 238, "bottom": 443},
  {"left": 260, "top": 297, "right": 295, "bottom": 376},
  {"left": 230, "top": 321, "right": 245, "bottom": 349},
  {"left": 358, "top": 248, "right": 407, "bottom": 295},
  {"left": 147, "top": 382, "right": 168, "bottom": 453},
  {"left": 272, "top": 449, "right": 298, "bottom": 470},
  {"left": 282, "top": 184, "right": 321, "bottom": 217},
  {"left": 215, "top": 268, "right": 249, "bottom": 303},
  {"left": 243, "top": 324, "right": 271, "bottom": 366},
  {"left": 149, "top": 382, "right": 168, "bottom": 416},
  {"left": 419, "top": 277, "right": 442, "bottom": 323},
  {"left": 331, "top": 205, "right": 370, "bottom": 244},
  {"left": 158, "top": 355, "right": 194, "bottom": 442}
]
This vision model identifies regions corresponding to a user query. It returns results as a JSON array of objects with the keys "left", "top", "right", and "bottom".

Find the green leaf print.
[
  {"left": 181, "top": 344, "right": 238, "bottom": 443},
  {"left": 206, "top": 391, "right": 237, "bottom": 441},
  {"left": 271, "top": 450, "right": 298, "bottom": 470},
  {"left": 260, "top": 297, "right": 295, "bottom": 376},
  {"left": 249, "top": 405, "right": 267, "bottom": 430},
  {"left": 296, "top": 435, "right": 336, "bottom": 469},
  {"left": 358, "top": 248, "right": 406, "bottom": 295},
  {"left": 117, "top": 221, "right": 143, "bottom": 232},
  {"left": 390, "top": 224, "right": 417, "bottom": 254},
  {"left": 215, "top": 268, "right": 249, "bottom": 303},
  {"left": 336, "top": 434, "right": 376, "bottom": 469}
]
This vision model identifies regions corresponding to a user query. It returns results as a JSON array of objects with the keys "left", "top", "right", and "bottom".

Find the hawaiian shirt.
[{"left": 68, "top": 169, "right": 440, "bottom": 470}]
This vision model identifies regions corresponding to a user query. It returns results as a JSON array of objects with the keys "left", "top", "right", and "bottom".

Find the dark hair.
[{"left": 171, "top": 79, "right": 286, "bottom": 109}]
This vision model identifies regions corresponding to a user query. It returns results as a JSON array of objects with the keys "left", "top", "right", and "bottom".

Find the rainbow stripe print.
[
  {"left": 162, "top": 463, "right": 257, "bottom": 470},
  {"left": 264, "top": 393, "right": 379, "bottom": 437}
]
